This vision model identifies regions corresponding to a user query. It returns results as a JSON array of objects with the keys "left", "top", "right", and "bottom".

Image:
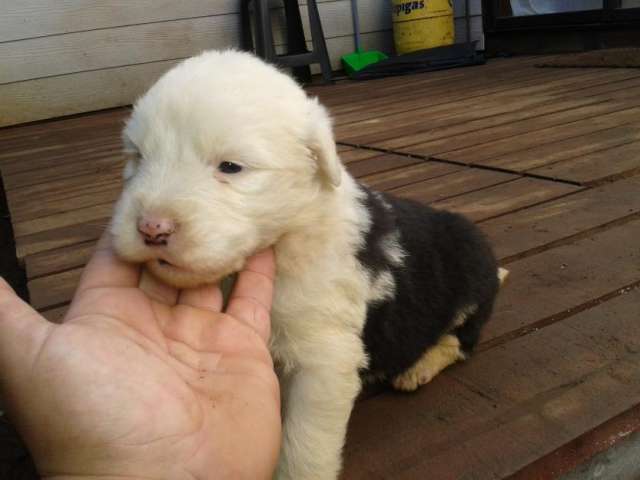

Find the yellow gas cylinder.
[{"left": 392, "top": 0, "right": 455, "bottom": 55}]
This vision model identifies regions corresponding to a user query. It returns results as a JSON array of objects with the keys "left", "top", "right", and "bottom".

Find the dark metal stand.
[{"left": 241, "top": 0, "right": 332, "bottom": 83}]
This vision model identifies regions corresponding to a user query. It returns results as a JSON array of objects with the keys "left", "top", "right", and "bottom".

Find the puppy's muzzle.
[{"left": 137, "top": 216, "right": 176, "bottom": 246}]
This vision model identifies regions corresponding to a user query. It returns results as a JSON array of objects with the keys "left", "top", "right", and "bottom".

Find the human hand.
[{"left": 0, "top": 233, "right": 281, "bottom": 480}]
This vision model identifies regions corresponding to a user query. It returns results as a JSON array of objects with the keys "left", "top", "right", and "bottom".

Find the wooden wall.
[{"left": 0, "top": 0, "right": 483, "bottom": 127}]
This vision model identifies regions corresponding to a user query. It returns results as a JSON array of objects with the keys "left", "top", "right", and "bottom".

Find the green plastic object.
[
  {"left": 342, "top": 50, "right": 389, "bottom": 76},
  {"left": 341, "top": 0, "right": 388, "bottom": 77}
]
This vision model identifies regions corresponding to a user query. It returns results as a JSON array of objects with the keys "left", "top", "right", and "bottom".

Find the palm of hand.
[{"left": 0, "top": 241, "right": 280, "bottom": 480}]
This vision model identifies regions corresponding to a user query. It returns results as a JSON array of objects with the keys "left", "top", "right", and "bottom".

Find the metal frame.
[
  {"left": 244, "top": 0, "right": 332, "bottom": 83},
  {"left": 483, "top": 0, "right": 640, "bottom": 33}
]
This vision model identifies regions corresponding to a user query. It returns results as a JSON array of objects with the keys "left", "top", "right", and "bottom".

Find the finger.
[
  {"left": 0, "top": 278, "right": 52, "bottom": 383},
  {"left": 225, "top": 249, "right": 275, "bottom": 343},
  {"left": 165, "top": 307, "right": 272, "bottom": 365},
  {"left": 178, "top": 283, "right": 223, "bottom": 312},
  {"left": 139, "top": 268, "right": 178, "bottom": 306},
  {"left": 75, "top": 229, "right": 141, "bottom": 294}
]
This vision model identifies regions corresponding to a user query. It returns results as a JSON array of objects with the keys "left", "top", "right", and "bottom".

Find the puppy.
[{"left": 111, "top": 50, "right": 505, "bottom": 480}]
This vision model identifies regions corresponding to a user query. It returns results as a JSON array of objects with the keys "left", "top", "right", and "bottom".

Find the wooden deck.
[{"left": 1, "top": 55, "right": 640, "bottom": 479}]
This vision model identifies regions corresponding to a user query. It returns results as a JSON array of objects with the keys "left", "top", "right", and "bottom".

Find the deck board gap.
[
  {"left": 338, "top": 142, "right": 585, "bottom": 187},
  {"left": 474, "top": 187, "right": 587, "bottom": 225},
  {"left": 479, "top": 282, "right": 640, "bottom": 353},
  {"left": 499, "top": 211, "right": 640, "bottom": 265}
]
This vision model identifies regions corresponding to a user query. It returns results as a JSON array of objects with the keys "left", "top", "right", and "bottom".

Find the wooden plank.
[
  {"left": 509, "top": 404, "right": 640, "bottom": 480},
  {"left": 3, "top": 153, "right": 124, "bottom": 191},
  {"left": 435, "top": 105, "right": 640, "bottom": 164},
  {"left": 339, "top": 148, "right": 381, "bottom": 164},
  {"left": 372, "top": 85, "right": 640, "bottom": 157},
  {"left": 0, "top": 120, "right": 124, "bottom": 153},
  {"left": 314, "top": 56, "right": 546, "bottom": 111},
  {"left": 324, "top": 58, "right": 628, "bottom": 114},
  {"left": 337, "top": 94, "right": 598, "bottom": 148},
  {"left": 479, "top": 124, "right": 640, "bottom": 174},
  {"left": 346, "top": 153, "right": 420, "bottom": 178},
  {"left": 28, "top": 268, "right": 82, "bottom": 310},
  {"left": 15, "top": 220, "right": 107, "bottom": 259},
  {"left": 10, "top": 184, "right": 121, "bottom": 223},
  {"left": 403, "top": 292, "right": 640, "bottom": 479},
  {"left": 343, "top": 375, "right": 501, "bottom": 479},
  {"left": 530, "top": 140, "right": 640, "bottom": 186},
  {"left": 360, "top": 161, "right": 461, "bottom": 192},
  {"left": 432, "top": 177, "right": 581, "bottom": 222},
  {"left": 410, "top": 101, "right": 640, "bottom": 163},
  {"left": 0, "top": 138, "right": 122, "bottom": 178},
  {"left": 391, "top": 169, "right": 517, "bottom": 205},
  {"left": 339, "top": 71, "right": 640, "bottom": 145},
  {"left": 329, "top": 61, "right": 576, "bottom": 125},
  {"left": 334, "top": 69, "right": 640, "bottom": 143},
  {"left": 481, "top": 176, "right": 640, "bottom": 262},
  {"left": 6, "top": 170, "right": 121, "bottom": 207},
  {"left": 485, "top": 218, "right": 640, "bottom": 342},
  {"left": 26, "top": 241, "right": 96, "bottom": 280},
  {"left": 343, "top": 289, "right": 640, "bottom": 479},
  {"left": 0, "top": 107, "right": 128, "bottom": 146},
  {"left": 14, "top": 202, "right": 115, "bottom": 238}
]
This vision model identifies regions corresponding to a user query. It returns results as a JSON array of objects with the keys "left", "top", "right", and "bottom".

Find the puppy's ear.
[{"left": 307, "top": 98, "right": 342, "bottom": 187}]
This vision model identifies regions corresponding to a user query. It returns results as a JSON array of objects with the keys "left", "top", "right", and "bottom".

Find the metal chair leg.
[
  {"left": 307, "top": 0, "right": 333, "bottom": 83},
  {"left": 284, "top": 0, "right": 312, "bottom": 82},
  {"left": 254, "top": 0, "right": 277, "bottom": 61},
  {"left": 240, "top": 0, "right": 254, "bottom": 51},
  {"left": 245, "top": 0, "right": 332, "bottom": 83}
]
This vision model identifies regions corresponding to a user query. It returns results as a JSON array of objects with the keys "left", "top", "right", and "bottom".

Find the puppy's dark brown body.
[{"left": 356, "top": 186, "right": 500, "bottom": 383}]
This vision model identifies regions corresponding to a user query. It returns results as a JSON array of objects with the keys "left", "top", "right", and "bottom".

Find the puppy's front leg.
[{"left": 276, "top": 336, "right": 364, "bottom": 480}]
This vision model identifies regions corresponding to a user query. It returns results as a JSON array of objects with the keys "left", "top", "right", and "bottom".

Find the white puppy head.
[{"left": 111, "top": 50, "right": 342, "bottom": 287}]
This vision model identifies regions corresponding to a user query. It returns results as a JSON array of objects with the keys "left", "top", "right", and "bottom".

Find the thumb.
[
  {"left": 225, "top": 249, "right": 275, "bottom": 344},
  {"left": 0, "top": 277, "right": 52, "bottom": 389}
]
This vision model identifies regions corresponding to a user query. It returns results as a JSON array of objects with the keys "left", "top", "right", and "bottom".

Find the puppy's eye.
[{"left": 218, "top": 161, "right": 243, "bottom": 174}]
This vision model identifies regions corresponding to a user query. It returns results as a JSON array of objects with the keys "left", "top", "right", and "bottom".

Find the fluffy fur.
[{"left": 110, "top": 50, "right": 504, "bottom": 480}]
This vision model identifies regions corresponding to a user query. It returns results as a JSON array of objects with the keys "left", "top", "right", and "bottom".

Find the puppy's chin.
[{"left": 145, "top": 258, "right": 242, "bottom": 289}]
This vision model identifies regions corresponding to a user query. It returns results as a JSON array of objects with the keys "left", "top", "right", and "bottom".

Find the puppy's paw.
[
  {"left": 392, "top": 368, "right": 436, "bottom": 392},
  {"left": 392, "top": 335, "right": 466, "bottom": 393},
  {"left": 498, "top": 267, "right": 510, "bottom": 286}
]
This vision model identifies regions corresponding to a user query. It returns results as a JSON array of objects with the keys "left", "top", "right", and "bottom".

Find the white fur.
[
  {"left": 498, "top": 267, "right": 510, "bottom": 285},
  {"left": 111, "top": 50, "right": 374, "bottom": 480}
]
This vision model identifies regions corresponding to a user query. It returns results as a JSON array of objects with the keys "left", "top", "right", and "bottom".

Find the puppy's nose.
[{"left": 137, "top": 216, "right": 176, "bottom": 245}]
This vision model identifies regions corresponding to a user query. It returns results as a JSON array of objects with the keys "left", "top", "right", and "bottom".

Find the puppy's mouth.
[
  {"left": 153, "top": 257, "right": 188, "bottom": 272},
  {"left": 144, "top": 255, "right": 236, "bottom": 289}
]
